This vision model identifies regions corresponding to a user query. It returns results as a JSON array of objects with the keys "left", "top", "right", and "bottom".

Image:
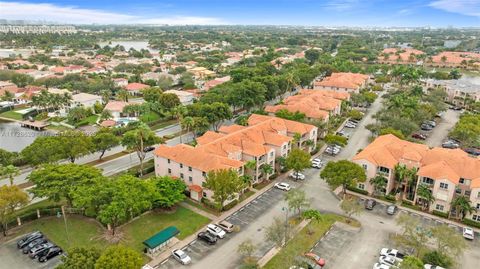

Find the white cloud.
[
  {"left": 325, "top": 0, "right": 360, "bottom": 11},
  {"left": 0, "top": 1, "right": 225, "bottom": 25},
  {"left": 429, "top": 0, "right": 480, "bottom": 17}
]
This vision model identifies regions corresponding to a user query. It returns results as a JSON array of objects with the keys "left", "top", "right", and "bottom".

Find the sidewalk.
[
  {"left": 148, "top": 177, "right": 282, "bottom": 267},
  {"left": 345, "top": 189, "right": 480, "bottom": 234}
]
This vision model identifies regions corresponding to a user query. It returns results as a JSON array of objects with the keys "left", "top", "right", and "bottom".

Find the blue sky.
[{"left": 1, "top": 0, "right": 479, "bottom": 27}]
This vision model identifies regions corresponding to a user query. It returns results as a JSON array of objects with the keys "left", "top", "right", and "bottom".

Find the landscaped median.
[{"left": 261, "top": 214, "right": 359, "bottom": 269}]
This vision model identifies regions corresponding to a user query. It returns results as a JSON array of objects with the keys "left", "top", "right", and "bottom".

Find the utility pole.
[{"left": 61, "top": 206, "right": 70, "bottom": 249}]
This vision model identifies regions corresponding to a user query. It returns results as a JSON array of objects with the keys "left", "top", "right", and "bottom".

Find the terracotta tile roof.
[
  {"left": 125, "top": 82, "right": 149, "bottom": 91},
  {"left": 431, "top": 51, "right": 480, "bottom": 65},
  {"left": 100, "top": 120, "right": 116, "bottom": 127},
  {"left": 299, "top": 89, "right": 350, "bottom": 100},
  {"left": 103, "top": 101, "right": 139, "bottom": 112},
  {"left": 154, "top": 144, "right": 243, "bottom": 172},
  {"left": 353, "top": 134, "right": 480, "bottom": 185},
  {"left": 188, "top": 184, "right": 203, "bottom": 193},
  {"left": 314, "top": 72, "right": 369, "bottom": 90},
  {"left": 378, "top": 48, "right": 424, "bottom": 63}
]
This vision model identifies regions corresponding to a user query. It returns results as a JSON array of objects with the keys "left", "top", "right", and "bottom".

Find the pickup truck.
[{"left": 380, "top": 248, "right": 405, "bottom": 262}]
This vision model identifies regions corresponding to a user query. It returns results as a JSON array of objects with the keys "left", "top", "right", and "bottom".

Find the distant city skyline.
[{"left": 0, "top": 0, "right": 479, "bottom": 27}]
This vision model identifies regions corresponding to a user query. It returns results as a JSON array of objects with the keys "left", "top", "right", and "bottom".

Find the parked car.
[
  {"left": 206, "top": 224, "right": 226, "bottom": 239},
  {"left": 424, "top": 265, "right": 445, "bottom": 269},
  {"left": 22, "top": 238, "right": 47, "bottom": 254},
  {"left": 373, "top": 263, "right": 391, "bottom": 269},
  {"left": 425, "top": 120, "right": 436, "bottom": 127},
  {"left": 365, "top": 199, "right": 377, "bottom": 210},
  {"left": 143, "top": 146, "right": 155, "bottom": 152},
  {"left": 421, "top": 124, "right": 433, "bottom": 131},
  {"left": 303, "top": 252, "right": 325, "bottom": 266},
  {"left": 411, "top": 133, "right": 427, "bottom": 140},
  {"left": 345, "top": 122, "right": 357, "bottom": 128},
  {"left": 464, "top": 148, "right": 480, "bottom": 156},
  {"left": 37, "top": 246, "right": 63, "bottom": 262},
  {"left": 29, "top": 242, "right": 55, "bottom": 259},
  {"left": 325, "top": 146, "right": 340, "bottom": 155},
  {"left": 197, "top": 231, "right": 217, "bottom": 245},
  {"left": 172, "top": 249, "right": 191, "bottom": 265},
  {"left": 442, "top": 141, "right": 459, "bottom": 149},
  {"left": 311, "top": 158, "right": 324, "bottom": 169},
  {"left": 379, "top": 255, "right": 398, "bottom": 267},
  {"left": 386, "top": 205, "right": 397, "bottom": 215},
  {"left": 275, "top": 182, "right": 291, "bottom": 191},
  {"left": 336, "top": 130, "right": 350, "bottom": 139},
  {"left": 463, "top": 227, "right": 475, "bottom": 240},
  {"left": 17, "top": 231, "right": 43, "bottom": 249},
  {"left": 380, "top": 248, "right": 405, "bottom": 262},
  {"left": 217, "top": 220, "right": 234, "bottom": 233},
  {"left": 289, "top": 172, "right": 306, "bottom": 180}
]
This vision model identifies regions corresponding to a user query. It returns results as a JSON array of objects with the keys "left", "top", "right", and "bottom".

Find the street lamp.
[{"left": 282, "top": 206, "right": 288, "bottom": 246}]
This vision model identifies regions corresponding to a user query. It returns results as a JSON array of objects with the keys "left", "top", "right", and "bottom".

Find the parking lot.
[
  {"left": 0, "top": 235, "right": 62, "bottom": 269},
  {"left": 158, "top": 186, "right": 295, "bottom": 269}
]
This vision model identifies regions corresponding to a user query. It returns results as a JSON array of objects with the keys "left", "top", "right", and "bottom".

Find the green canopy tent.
[{"left": 143, "top": 226, "right": 180, "bottom": 254}]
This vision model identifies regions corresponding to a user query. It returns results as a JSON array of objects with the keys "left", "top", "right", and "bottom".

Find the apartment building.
[
  {"left": 314, "top": 72, "right": 370, "bottom": 94},
  {"left": 265, "top": 89, "right": 350, "bottom": 122},
  {"left": 424, "top": 78, "right": 480, "bottom": 107},
  {"left": 0, "top": 25, "right": 77, "bottom": 34},
  {"left": 377, "top": 48, "right": 425, "bottom": 64},
  {"left": 154, "top": 114, "right": 317, "bottom": 203},
  {"left": 352, "top": 134, "right": 480, "bottom": 222}
]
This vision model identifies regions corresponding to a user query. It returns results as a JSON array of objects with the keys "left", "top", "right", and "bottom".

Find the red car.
[{"left": 411, "top": 133, "right": 427, "bottom": 140}]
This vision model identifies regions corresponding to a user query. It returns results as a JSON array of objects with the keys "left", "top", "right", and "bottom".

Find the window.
[
  {"left": 167, "top": 168, "right": 171, "bottom": 174},
  {"left": 180, "top": 173, "right": 184, "bottom": 179},
  {"left": 283, "top": 145, "right": 287, "bottom": 150},
  {"left": 455, "top": 188, "right": 462, "bottom": 194},
  {"left": 358, "top": 183, "right": 365, "bottom": 190},
  {"left": 435, "top": 204, "right": 444, "bottom": 211},
  {"left": 459, "top": 178, "right": 465, "bottom": 184},
  {"left": 180, "top": 164, "right": 183, "bottom": 168},
  {"left": 473, "top": 215, "right": 480, "bottom": 222},
  {"left": 188, "top": 166, "right": 192, "bottom": 172},
  {"left": 439, "top": 182, "right": 448, "bottom": 190},
  {"left": 188, "top": 176, "right": 192, "bottom": 182},
  {"left": 477, "top": 204, "right": 480, "bottom": 210},
  {"left": 378, "top": 166, "right": 389, "bottom": 174},
  {"left": 478, "top": 192, "right": 480, "bottom": 199},
  {"left": 202, "top": 192, "right": 207, "bottom": 198},
  {"left": 167, "top": 159, "right": 171, "bottom": 164},
  {"left": 422, "top": 177, "right": 434, "bottom": 185},
  {"left": 202, "top": 171, "right": 206, "bottom": 177},
  {"left": 270, "top": 151, "right": 274, "bottom": 157},
  {"left": 465, "top": 190, "right": 471, "bottom": 196},
  {"left": 362, "top": 164, "right": 368, "bottom": 170}
]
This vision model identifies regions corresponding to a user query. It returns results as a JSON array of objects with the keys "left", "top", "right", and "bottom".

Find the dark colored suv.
[
  {"left": 17, "top": 231, "right": 43, "bottom": 249},
  {"left": 365, "top": 199, "right": 377, "bottom": 210},
  {"left": 197, "top": 231, "right": 217, "bottom": 245},
  {"left": 37, "top": 246, "right": 63, "bottom": 262},
  {"left": 22, "top": 238, "right": 47, "bottom": 254}
]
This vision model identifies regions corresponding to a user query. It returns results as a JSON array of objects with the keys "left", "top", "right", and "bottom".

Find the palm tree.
[
  {"left": 404, "top": 167, "right": 418, "bottom": 201},
  {"left": 293, "top": 132, "right": 302, "bottom": 148},
  {"left": 245, "top": 160, "right": 257, "bottom": 181},
  {"left": 260, "top": 163, "right": 274, "bottom": 180},
  {"left": 416, "top": 183, "right": 434, "bottom": 211},
  {"left": 180, "top": 116, "right": 194, "bottom": 143},
  {"left": 117, "top": 89, "right": 129, "bottom": 102},
  {"left": 441, "top": 55, "right": 447, "bottom": 63},
  {"left": 0, "top": 165, "right": 20, "bottom": 185},
  {"left": 393, "top": 164, "right": 407, "bottom": 194},
  {"left": 1, "top": 91, "right": 15, "bottom": 110},
  {"left": 100, "top": 89, "right": 112, "bottom": 104},
  {"left": 369, "top": 175, "right": 387, "bottom": 196},
  {"left": 450, "top": 196, "right": 476, "bottom": 220},
  {"left": 302, "top": 139, "right": 315, "bottom": 152}
]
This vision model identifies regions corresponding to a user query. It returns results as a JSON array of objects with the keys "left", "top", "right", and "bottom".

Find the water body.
[
  {"left": 97, "top": 40, "right": 158, "bottom": 52},
  {"left": 460, "top": 75, "right": 480, "bottom": 85},
  {"left": 0, "top": 48, "right": 34, "bottom": 58},
  {"left": 0, "top": 120, "right": 52, "bottom": 152}
]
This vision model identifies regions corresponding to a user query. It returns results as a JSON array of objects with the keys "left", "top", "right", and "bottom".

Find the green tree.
[
  {"left": 430, "top": 225, "right": 468, "bottom": 257},
  {"left": 0, "top": 164, "right": 20, "bottom": 185},
  {"left": 320, "top": 160, "right": 366, "bottom": 197},
  {"left": 379, "top": 127, "right": 405, "bottom": 140},
  {"left": 340, "top": 197, "right": 363, "bottom": 221},
  {"left": 204, "top": 169, "right": 243, "bottom": 211},
  {"left": 422, "top": 250, "right": 453, "bottom": 268},
  {"left": 324, "top": 134, "right": 347, "bottom": 147},
  {"left": 285, "top": 189, "right": 310, "bottom": 215},
  {"left": 57, "top": 247, "right": 101, "bottom": 269},
  {"left": 121, "top": 125, "right": 162, "bottom": 176},
  {"left": 0, "top": 185, "right": 29, "bottom": 236},
  {"left": 369, "top": 175, "right": 388, "bottom": 196},
  {"left": 237, "top": 238, "right": 257, "bottom": 265},
  {"left": 59, "top": 130, "right": 94, "bottom": 163},
  {"left": 0, "top": 149, "right": 16, "bottom": 166},
  {"left": 151, "top": 176, "right": 186, "bottom": 208},
  {"left": 158, "top": 93, "right": 181, "bottom": 110},
  {"left": 285, "top": 148, "right": 311, "bottom": 180},
  {"left": 260, "top": 163, "right": 274, "bottom": 179},
  {"left": 180, "top": 116, "right": 194, "bottom": 143},
  {"left": 450, "top": 195, "right": 476, "bottom": 220},
  {"left": 399, "top": 256, "right": 424, "bottom": 269},
  {"left": 92, "top": 130, "right": 120, "bottom": 160},
  {"left": 394, "top": 214, "right": 430, "bottom": 257},
  {"left": 141, "top": 87, "right": 163, "bottom": 103},
  {"left": 305, "top": 49, "right": 320, "bottom": 65},
  {"left": 21, "top": 136, "right": 65, "bottom": 165},
  {"left": 95, "top": 245, "right": 143, "bottom": 269},
  {"left": 28, "top": 163, "right": 102, "bottom": 205},
  {"left": 265, "top": 217, "right": 291, "bottom": 247},
  {"left": 416, "top": 183, "right": 434, "bottom": 211},
  {"left": 192, "top": 117, "right": 210, "bottom": 137}
]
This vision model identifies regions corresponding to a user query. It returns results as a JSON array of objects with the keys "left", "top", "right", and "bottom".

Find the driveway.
[{"left": 424, "top": 109, "right": 460, "bottom": 147}]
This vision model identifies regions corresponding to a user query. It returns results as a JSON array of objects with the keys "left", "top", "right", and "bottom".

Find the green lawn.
[
  {"left": 140, "top": 111, "right": 161, "bottom": 123},
  {"left": 148, "top": 119, "right": 177, "bottom": 130},
  {"left": 13, "top": 200, "right": 63, "bottom": 218},
  {"left": 84, "top": 114, "right": 99, "bottom": 125},
  {"left": 5, "top": 215, "right": 108, "bottom": 250},
  {"left": 264, "top": 214, "right": 349, "bottom": 269},
  {"left": 121, "top": 206, "right": 210, "bottom": 252},
  {"left": 0, "top": 110, "right": 23, "bottom": 120}
]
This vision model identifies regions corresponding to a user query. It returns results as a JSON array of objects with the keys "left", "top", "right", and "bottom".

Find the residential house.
[
  {"left": 154, "top": 114, "right": 317, "bottom": 202},
  {"left": 314, "top": 72, "right": 370, "bottom": 94},
  {"left": 103, "top": 100, "right": 140, "bottom": 120},
  {"left": 70, "top": 93, "right": 103, "bottom": 109},
  {"left": 125, "top": 82, "right": 149, "bottom": 95},
  {"left": 352, "top": 134, "right": 480, "bottom": 222},
  {"left": 378, "top": 48, "right": 425, "bottom": 64},
  {"left": 113, "top": 78, "right": 128, "bottom": 88},
  {"left": 188, "top": 67, "right": 215, "bottom": 79},
  {"left": 424, "top": 78, "right": 480, "bottom": 108},
  {"left": 163, "top": 90, "right": 195, "bottom": 105}
]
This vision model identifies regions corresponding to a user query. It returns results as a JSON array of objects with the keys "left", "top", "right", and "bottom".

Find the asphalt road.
[{"left": 424, "top": 109, "right": 460, "bottom": 147}]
